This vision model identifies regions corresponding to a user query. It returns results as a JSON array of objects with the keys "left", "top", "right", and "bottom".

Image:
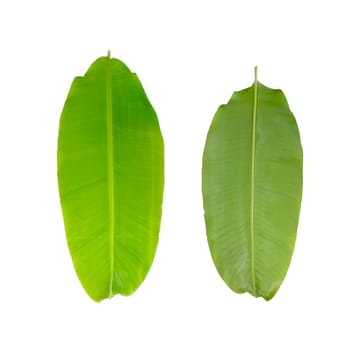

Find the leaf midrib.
[
  {"left": 106, "top": 52, "right": 115, "bottom": 297},
  {"left": 250, "top": 67, "right": 258, "bottom": 295}
]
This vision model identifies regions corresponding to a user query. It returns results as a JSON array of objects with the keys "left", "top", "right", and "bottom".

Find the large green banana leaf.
[
  {"left": 57, "top": 53, "right": 164, "bottom": 301},
  {"left": 202, "top": 68, "right": 302, "bottom": 300}
]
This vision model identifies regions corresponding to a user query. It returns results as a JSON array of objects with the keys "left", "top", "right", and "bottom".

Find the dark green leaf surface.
[
  {"left": 202, "top": 69, "right": 302, "bottom": 300},
  {"left": 58, "top": 53, "right": 164, "bottom": 301}
]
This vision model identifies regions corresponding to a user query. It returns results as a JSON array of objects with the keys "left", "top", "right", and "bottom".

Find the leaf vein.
[
  {"left": 106, "top": 51, "right": 115, "bottom": 297},
  {"left": 250, "top": 67, "right": 258, "bottom": 295}
]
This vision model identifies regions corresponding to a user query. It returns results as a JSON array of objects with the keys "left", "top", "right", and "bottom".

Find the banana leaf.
[
  {"left": 202, "top": 68, "right": 302, "bottom": 300},
  {"left": 57, "top": 53, "right": 164, "bottom": 301}
]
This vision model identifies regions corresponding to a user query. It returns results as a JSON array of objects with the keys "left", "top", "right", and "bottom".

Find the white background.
[{"left": 1, "top": 0, "right": 355, "bottom": 348}]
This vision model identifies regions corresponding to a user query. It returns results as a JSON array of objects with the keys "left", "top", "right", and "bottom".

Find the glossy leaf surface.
[
  {"left": 58, "top": 54, "right": 164, "bottom": 301},
  {"left": 202, "top": 69, "right": 302, "bottom": 300}
]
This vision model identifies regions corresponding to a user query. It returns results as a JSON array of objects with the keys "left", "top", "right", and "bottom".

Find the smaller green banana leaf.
[
  {"left": 57, "top": 52, "right": 164, "bottom": 301},
  {"left": 202, "top": 68, "right": 303, "bottom": 300}
]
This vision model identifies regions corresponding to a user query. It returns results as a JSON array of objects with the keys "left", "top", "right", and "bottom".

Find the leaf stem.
[{"left": 254, "top": 66, "right": 257, "bottom": 84}]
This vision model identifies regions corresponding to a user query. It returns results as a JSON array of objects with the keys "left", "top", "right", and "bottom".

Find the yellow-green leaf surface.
[
  {"left": 57, "top": 53, "right": 164, "bottom": 301},
  {"left": 202, "top": 68, "right": 302, "bottom": 300}
]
